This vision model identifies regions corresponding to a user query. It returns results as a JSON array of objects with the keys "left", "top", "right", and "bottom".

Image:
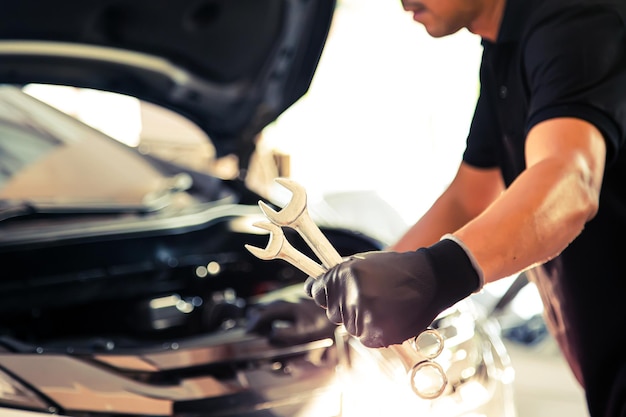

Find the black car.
[{"left": 0, "top": 1, "right": 515, "bottom": 416}]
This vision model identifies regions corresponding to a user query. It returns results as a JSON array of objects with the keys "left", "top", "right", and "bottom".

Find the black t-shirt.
[{"left": 463, "top": 0, "right": 626, "bottom": 415}]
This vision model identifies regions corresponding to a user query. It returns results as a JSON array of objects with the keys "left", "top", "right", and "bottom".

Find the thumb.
[
  {"left": 304, "top": 276, "right": 328, "bottom": 309},
  {"left": 304, "top": 276, "right": 317, "bottom": 298}
]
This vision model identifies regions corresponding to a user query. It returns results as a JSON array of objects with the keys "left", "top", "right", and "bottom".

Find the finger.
[
  {"left": 324, "top": 282, "right": 343, "bottom": 324},
  {"left": 359, "top": 334, "right": 386, "bottom": 349},
  {"left": 303, "top": 276, "right": 316, "bottom": 298},
  {"left": 308, "top": 278, "right": 328, "bottom": 309}
]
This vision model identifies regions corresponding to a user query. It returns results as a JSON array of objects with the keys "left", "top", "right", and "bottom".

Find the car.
[{"left": 0, "top": 1, "right": 515, "bottom": 416}]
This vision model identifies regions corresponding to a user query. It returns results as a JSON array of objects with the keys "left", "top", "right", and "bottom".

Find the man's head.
[{"left": 401, "top": 0, "right": 505, "bottom": 40}]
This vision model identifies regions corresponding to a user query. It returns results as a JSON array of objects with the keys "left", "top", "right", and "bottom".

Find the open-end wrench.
[
  {"left": 244, "top": 221, "right": 326, "bottom": 278},
  {"left": 258, "top": 178, "right": 343, "bottom": 269}
]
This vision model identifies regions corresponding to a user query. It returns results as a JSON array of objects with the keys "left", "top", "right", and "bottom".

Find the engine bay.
[{"left": 0, "top": 214, "right": 383, "bottom": 347}]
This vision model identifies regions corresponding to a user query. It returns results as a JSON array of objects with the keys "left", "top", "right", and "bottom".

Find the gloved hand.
[
  {"left": 304, "top": 239, "right": 482, "bottom": 348},
  {"left": 246, "top": 297, "right": 338, "bottom": 346}
]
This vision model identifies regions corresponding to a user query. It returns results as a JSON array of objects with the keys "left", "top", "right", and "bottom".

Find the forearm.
[{"left": 455, "top": 119, "right": 605, "bottom": 283}]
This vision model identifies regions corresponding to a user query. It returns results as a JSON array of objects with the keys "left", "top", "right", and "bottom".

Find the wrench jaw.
[
  {"left": 257, "top": 201, "right": 283, "bottom": 223},
  {"left": 258, "top": 178, "right": 308, "bottom": 226},
  {"left": 244, "top": 221, "right": 285, "bottom": 260},
  {"left": 259, "top": 178, "right": 344, "bottom": 268},
  {"left": 245, "top": 221, "right": 326, "bottom": 277},
  {"left": 244, "top": 244, "right": 274, "bottom": 261}
]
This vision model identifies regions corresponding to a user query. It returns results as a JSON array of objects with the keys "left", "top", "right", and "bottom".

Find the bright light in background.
[
  {"left": 23, "top": 84, "right": 142, "bottom": 147},
  {"left": 262, "top": 0, "right": 483, "bottom": 225},
  {"left": 509, "top": 282, "right": 544, "bottom": 320}
]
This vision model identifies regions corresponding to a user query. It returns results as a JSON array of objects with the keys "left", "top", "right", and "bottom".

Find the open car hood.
[{"left": 0, "top": 0, "right": 335, "bottom": 158}]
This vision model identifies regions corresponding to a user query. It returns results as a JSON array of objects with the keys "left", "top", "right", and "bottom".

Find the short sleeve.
[{"left": 523, "top": 4, "right": 626, "bottom": 164}]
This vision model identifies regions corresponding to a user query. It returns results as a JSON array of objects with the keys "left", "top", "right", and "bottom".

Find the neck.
[{"left": 468, "top": 0, "right": 506, "bottom": 41}]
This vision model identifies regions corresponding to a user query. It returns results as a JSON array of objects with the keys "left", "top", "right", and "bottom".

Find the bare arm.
[{"left": 455, "top": 117, "right": 606, "bottom": 283}]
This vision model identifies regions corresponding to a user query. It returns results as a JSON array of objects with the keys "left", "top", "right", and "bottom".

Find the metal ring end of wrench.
[
  {"left": 408, "top": 360, "right": 448, "bottom": 400},
  {"left": 411, "top": 328, "right": 445, "bottom": 360}
]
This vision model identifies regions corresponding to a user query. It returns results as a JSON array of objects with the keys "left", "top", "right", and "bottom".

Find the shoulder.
[
  {"left": 520, "top": 0, "right": 626, "bottom": 163},
  {"left": 526, "top": 0, "right": 625, "bottom": 27},
  {"left": 522, "top": 0, "right": 625, "bottom": 39},
  {"left": 521, "top": 0, "right": 625, "bottom": 68}
]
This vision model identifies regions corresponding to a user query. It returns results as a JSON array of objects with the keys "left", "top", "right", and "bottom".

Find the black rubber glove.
[
  {"left": 246, "top": 298, "right": 338, "bottom": 346},
  {"left": 304, "top": 239, "right": 481, "bottom": 348}
]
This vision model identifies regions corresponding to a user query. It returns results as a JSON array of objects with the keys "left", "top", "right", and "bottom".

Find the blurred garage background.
[{"left": 23, "top": 0, "right": 588, "bottom": 415}]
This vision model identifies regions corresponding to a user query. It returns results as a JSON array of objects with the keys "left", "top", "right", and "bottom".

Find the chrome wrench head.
[
  {"left": 258, "top": 178, "right": 307, "bottom": 227},
  {"left": 258, "top": 177, "right": 343, "bottom": 268},
  {"left": 244, "top": 221, "right": 325, "bottom": 277},
  {"left": 244, "top": 221, "right": 285, "bottom": 261}
]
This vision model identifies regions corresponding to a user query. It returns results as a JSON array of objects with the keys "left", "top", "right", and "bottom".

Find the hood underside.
[{"left": 0, "top": 0, "right": 335, "bottom": 158}]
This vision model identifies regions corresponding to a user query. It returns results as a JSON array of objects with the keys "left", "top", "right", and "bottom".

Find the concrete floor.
[{"left": 504, "top": 338, "right": 589, "bottom": 417}]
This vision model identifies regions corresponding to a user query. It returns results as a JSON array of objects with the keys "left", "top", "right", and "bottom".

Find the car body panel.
[{"left": 0, "top": 0, "right": 336, "bottom": 158}]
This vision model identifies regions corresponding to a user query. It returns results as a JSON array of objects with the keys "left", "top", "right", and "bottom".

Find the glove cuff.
[
  {"left": 423, "top": 238, "right": 483, "bottom": 308},
  {"left": 439, "top": 234, "right": 484, "bottom": 291}
]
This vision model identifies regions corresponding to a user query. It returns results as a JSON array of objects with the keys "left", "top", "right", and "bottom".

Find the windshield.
[{"left": 0, "top": 85, "right": 174, "bottom": 210}]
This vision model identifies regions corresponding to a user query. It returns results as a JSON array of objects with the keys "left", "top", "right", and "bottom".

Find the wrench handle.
[
  {"left": 294, "top": 213, "right": 344, "bottom": 269},
  {"left": 278, "top": 244, "right": 327, "bottom": 277}
]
